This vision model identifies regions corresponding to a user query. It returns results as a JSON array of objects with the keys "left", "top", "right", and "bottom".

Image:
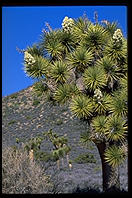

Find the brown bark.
[
  {"left": 96, "top": 142, "right": 120, "bottom": 192},
  {"left": 57, "top": 159, "right": 60, "bottom": 170}
]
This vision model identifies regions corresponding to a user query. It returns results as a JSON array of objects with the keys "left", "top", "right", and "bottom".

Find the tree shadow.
[{"left": 72, "top": 185, "right": 128, "bottom": 195}]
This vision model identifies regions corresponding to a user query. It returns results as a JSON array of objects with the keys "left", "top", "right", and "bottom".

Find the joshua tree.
[
  {"left": 19, "top": 13, "right": 128, "bottom": 192},
  {"left": 15, "top": 130, "right": 71, "bottom": 170},
  {"left": 43, "top": 129, "right": 71, "bottom": 170}
]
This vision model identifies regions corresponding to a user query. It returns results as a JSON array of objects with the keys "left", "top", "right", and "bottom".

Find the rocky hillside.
[{"left": 2, "top": 85, "right": 128, "bottom": 193}]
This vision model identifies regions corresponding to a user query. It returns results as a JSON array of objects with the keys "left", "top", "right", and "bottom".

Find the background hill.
[{"left": 2, "top": 85, "right": 128, "bottom": 193}]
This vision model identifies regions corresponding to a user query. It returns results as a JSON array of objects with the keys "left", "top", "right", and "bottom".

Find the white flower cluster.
[
  {"left": 24, "top": 51, "right": 36, "bottom": 65},
  {"left": 94, "top": 89, "right": 103, "bottom": 100},
  {"left": 62, "top": 16, "right": 74, "bottom": 33},
  {"left": 113, "top": 29, "right": 123, "bottom": 43}
]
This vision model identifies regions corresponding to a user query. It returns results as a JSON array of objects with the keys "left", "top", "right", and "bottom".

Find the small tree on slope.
[{"left": 19, "top": 14, "right": 128, "bottom": 192}]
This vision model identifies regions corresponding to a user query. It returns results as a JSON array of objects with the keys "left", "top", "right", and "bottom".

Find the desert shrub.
[
  {"left": 35, "top": 151, "right": 53, "bottom": 162},
  {"left": 25, "top": 115, "right": 32, "bottom": 120},
  {"left": 8, "top": 120, "right": 17, "bottom": 125},
  {"left": 2, "top": 146, "right": 52, "bottom": 194},
  {"left": 10, "top": 94, "right": 18, "bottom": 99},
  {"left": 56, "top": 119, "right": 63, "bottom": 125},
  {"left": 32, "top": 99, "right": 40, "bottom": 106},
  {"left": 74, "top": 152, "right": 96, "bottom": 164}
]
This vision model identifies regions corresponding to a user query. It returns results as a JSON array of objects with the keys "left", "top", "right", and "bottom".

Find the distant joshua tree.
[
  {"left": 19, "top": 13, "right": 128, "bottom": 192},
  {"left": 43, "top": 129, "right": 71, "bottom": 170}
]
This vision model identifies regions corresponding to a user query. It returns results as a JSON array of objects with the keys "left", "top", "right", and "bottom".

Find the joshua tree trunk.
[
  {"left": 96, "top": 142, "right": 120, "bottom": 192},
  {"left": 66, "top": 154, "right": 69, "bottom": 164},
  {"left": 57, "top": 159, "right": 60, "bottom": 170},
  {"left": 61, "top": 158, "right": 64, "bottom": 167}
]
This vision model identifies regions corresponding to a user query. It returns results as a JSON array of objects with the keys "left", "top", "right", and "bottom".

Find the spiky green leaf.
[
  {"left": 50, "top": 61, "right": 70, "bottom": 84},
  {"left": 95, "top": 56, "right": 120, "bottom": 82},
  {"left": 109, "top": 90, "right": 128, "bottom": 117},
  {"left": 106, "top": 115, "right": 127, "bottom": 141},
  {"left": 67, "top": 46, "right": 93, "bottom": 72},
  {"left": 91, "top": 116, "right": 108, "bottom": 134},
  {"left": 93, "top": 93, "right": 112, "bottom": 114},
  {"left": 104, "top": 145, "right": 126, "bottom": 167},
  {"left": 54, "top": 83, "right": 80, "bottom": 104},
  {"left": 24, "top": 55, "right": 49, "bottom": 78},
  {"left": 70, "top": 95, "right": 93, "bottom": 119},
  {"left": 81, "top": 24, "right": 109, "bottom": 51},
  {"left": 83, "top": 66, "right": 107, "bottom": 91},
  {"left": 104, "top": 38, "right": 127, "bottom": 64}
]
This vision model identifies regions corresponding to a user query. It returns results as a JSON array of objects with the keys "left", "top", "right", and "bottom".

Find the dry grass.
[{"left": 2, "top": 146, "right": 52, "bottom": 194}]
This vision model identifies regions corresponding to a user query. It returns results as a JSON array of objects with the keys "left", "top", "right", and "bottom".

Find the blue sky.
[{"left": 2, "top": 6, "right": 127, "bottom": 97}]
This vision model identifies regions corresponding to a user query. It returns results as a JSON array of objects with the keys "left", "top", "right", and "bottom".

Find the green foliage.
[
  {"left": 33, "top": 81, "right": 48, "bottom": 97},
  {"left": 63, "top": 145, "right": 71, "bottom": 154},
  {"left": 10, "top": 93, "right": 18, "bottom": 99},
  {"left": 106, "top": 115, "right": 127, "bottom": 141},
  {"left": 91, "top": 116, "right": 108, "bottom": 135},
  {"left": 70, "top": 95, "right": 93, "bottom": 119},
  {"left": 33, "top": 99, "right": 40, "bottom": 106},
  {"left": 95, "top": 56, "right": 120, "bottom": 83},
  {"left": 40, "top": 30, "right": 64, "bottom": 60},
  {"left": 83, "top": 66, "right": 107, "bottom": 91},
  {"left": 26, "top": 115, "right": 32, "bottom": 120},
  {"left": 15, "top": 137, "right": 20, "bottom": 144},
  {"left": 16, "top": 130, "right": 70, "bottom": 164},
  {"left": 50, "top": 60, "right": 70, "bottom": 83},
  {"left": 81, "top": 24, "right": 109, "bottom": 52},
  {"left": 74, "top": 152, "right": 96, "bottom": 164},
  {"left": 43, "top": 129, "right": 71, "bottom": 161},
  {"left": 27, "top": 44, "right": 44, "bottom": 56},
  {"left": 40, "top": 29, "right": 76, "bottom": 59},
  {"left": 104, "top": 145, "right": 126, "bottom": 167},
  {"left": 34, "top": 151, "right": 52, "bottom": 162},
  {"left": 8, "top": 120, "right": 17, "bottom": 125},
  {"left": 109, "top": 90, "right": 128, "bottom": 117},
  {"left": 80, "top": 132, "right": 95, "bottom": 150},
  {"left": 72, "top": 17, "right": 91, "bottom": 42},
  {"left": 56, "top": 119, "right": 63, "bottom": 125},
  {"left": 119, "top": 74, "right": 127, "bottom": 91},
  {"left": 24, "top": 54, "right": 49, "bottom": 78},
  {"left": 51, "top": 147, "right": 67, "bottom": 161},
  {"left": 68, "top": 160, "right": 73, "bottom": 164},
  {"left": 93, "top": 93, "right": 112, "bottom": 115},
  {"left": 58, "top": 30, "right": 76, "bottom": 54},
  {"left": 54, "top": 83, "right": 79, "bottom": 104},
  {"left": 67, "top": 46, "right": 93, "bottom": 72},
  {"left": 52, "top": 149, "right": 60, "bottom": 160},
  {"left": 27, "top": 136, "right": 44, "bottom": 151},
  {"left": 80, "top": 129, "right": 91, "bottom": 147},
  {"left": 46, "top": 39, "right": 63, "bottom": 60},
  {"left": 101, "top": 21, "right": 118, "bottom": 36},
  {"left": 54, "top": 84, "right": 72, "bottom": 104},
  {"left": 104, "top": 38, "right": 127, "bottom": 64},
  {"left": 94, "top": 165, "right": 101, "bottom": 172}
]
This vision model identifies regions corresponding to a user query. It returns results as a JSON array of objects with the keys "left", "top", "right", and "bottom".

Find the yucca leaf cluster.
[
  {"left": 50, "top": 60, "right": 70, "bottom": 84},
  {"left": 24, "top": 52, "right": 49, "bottom": 78},
  {"left": 22, "top": 14, "right": 128, "bottom": 169},
  {"left": 70, "top": 95, "right": 93, "bottom": 119},
  {"left": 54, "top": 83, "right": 80, "bottom": 104}
]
